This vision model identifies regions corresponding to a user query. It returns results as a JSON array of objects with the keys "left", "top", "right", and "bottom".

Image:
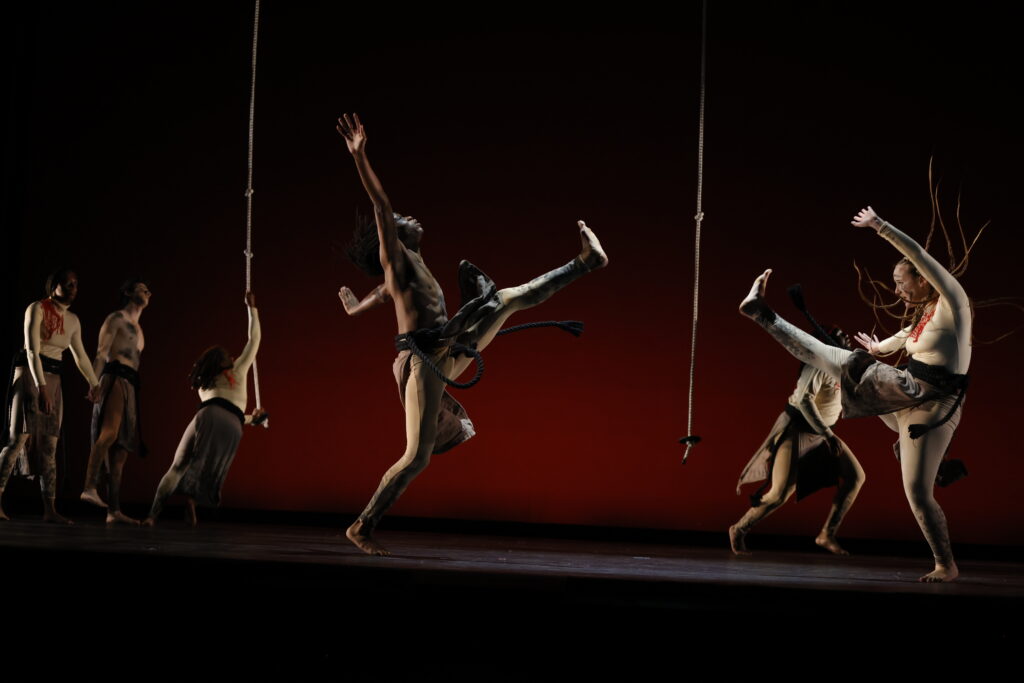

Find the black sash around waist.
[
  {"left": 198, "top": 397, "right": 245, "bottom": 427},
  {"left": 14, "top": 349, "right": 64, "bottom": 375},
  {"left": 102, "top": 359, "right": 140, "bottom": 387}
]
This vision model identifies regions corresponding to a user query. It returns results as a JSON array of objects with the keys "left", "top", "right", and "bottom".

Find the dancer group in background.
[
  {"left": 80, "top": 279, "right": 152, "bottom": 524},
  {"left": 335, "top": 113, "right": 608, "bottom": 556},
  {"left": 730, "top": 322, "right": 865, "bottom": 556},
  {"left": 739, "top": 206, "right": 971, "bottom": 582},
  {"left": 144, "top": 291, "right": 266, "bottom": 527},
  {"left": 0, "top": 269, "right": 100, "bottom": 523}
]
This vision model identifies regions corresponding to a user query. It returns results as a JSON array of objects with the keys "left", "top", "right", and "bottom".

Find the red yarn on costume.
[
  {"left": 39, "top": 299, "right": 65, "bottom": 341},
  {"left": 909, "top": 307, "right": 936, "bottom": 343}
]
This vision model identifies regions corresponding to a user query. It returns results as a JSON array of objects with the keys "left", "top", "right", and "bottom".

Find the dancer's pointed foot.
[
  {"left": 919, "top": 563, "right": 958, "bottom": 583},
  {"left": 106, "top": 510, "right": 140, "bottom": 526},
  {"left": 729, "top": 524, "right": 752, "bottom": 556},
  {"left": 141, "top": 517, "right": 156, "bottom": 527},
  {"left": 739, "top": 269, "right": 776, "bottom": 325},
  {"left": 346, "top": 519, "right": 391, "bottom": 556},
  {"left": 578, "top": 221, "right": 608, "bottom": 271},
  {"left": 0, "top": 508, "right": 9, "bottom": 521},
  {"left": 815, "top": 532, "right": 850, "bottom": 556},
  {"left": 80, "top": 488, "right": 108, "bottom": 509}
]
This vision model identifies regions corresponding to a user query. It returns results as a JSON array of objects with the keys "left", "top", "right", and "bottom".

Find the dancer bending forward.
[
  {"left": 336, "top": 113, "right": 607, "bottom": 556},
  {"left": 740, "top": 206, "right": 970, "bottom": 582},
  {"left": 144, "top": 292, "right": 266, "bottom": 526},
  {"left": 730, "top": 327, "right": 865, "bottom": 556}
]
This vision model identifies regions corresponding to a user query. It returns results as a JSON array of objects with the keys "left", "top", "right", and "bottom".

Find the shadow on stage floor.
[{"left": 2, "top": 507, "right": 1020, "bottom": 677}]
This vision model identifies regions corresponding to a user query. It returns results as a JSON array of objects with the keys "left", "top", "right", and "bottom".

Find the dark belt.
[
  {"left": 906, "top": 360, "right": 969, "bottom": 439},
  {"left": 102, "top": 359, "right": 140, "bottom": 387},
  {"left": 394, "top": 319, "right": 585, "bottom": 391},
  {"left": 198, "top": 397, "right": 245, "bottom": 427},
  {"left": 14, "top": 349, "right": 64, "bottom": 375}
]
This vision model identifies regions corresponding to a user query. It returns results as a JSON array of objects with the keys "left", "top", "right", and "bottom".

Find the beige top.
[
  {"left": 24, "top": 299, "right": 99, "bottom": 389},
  {"left": 874, "top": 222, "right": 971, "bottom": 374},
  {"left": 787, "top": 365, "right": 841, "bottom": 436},
  {"left": 198, "top": 307, "right": 261, "bottom": 413}
]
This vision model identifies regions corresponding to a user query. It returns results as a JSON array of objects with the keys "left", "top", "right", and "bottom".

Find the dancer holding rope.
[
  {"left": 336, "top": 114, "right": 607, "bottom": 556},
  {"left": 740, "top": 207, "right": 970, "bottom": 582},
  {"left": 143, "top": 292, "right": 266, "bottom": 527}
]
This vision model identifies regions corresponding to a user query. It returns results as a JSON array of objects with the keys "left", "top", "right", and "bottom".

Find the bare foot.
[
  {"left": 729, "top": 524, "right": 751, "bottom": 556},
  {"left": 0, "top": 510, "right": 9, "bottom": 521},
  {"left": 184, "top": 499, "right": 198, "bottom": 528},
  {"left": 80, "top": 488, "right": 108, "bottom": 509},
  {"left": 43, "top": 511, "right": 74, "bottom": 525},
  {"left": 346, "top": 519, "right": 391, "bottom": 556},
  {"left": 577, "top": 221, "right": 608, "bottom": 271},
  {"left": 739, "top": 269, "right": 774, "bottom": 321},
  {"left": 919, "top": 563, "right": 959, "bottom": 583},
  {"left": 142, "top": 517, "right": 156, "bottom": 527},
  {"left": 815, "top": 532, "right": 850, "bottom": 556},
  {"left": 106, "top": 510, "right": 141, "bottom": 526}
]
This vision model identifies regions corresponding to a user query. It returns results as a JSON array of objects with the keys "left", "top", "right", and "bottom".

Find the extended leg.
[
  {"left": 898, "top": 405, "right": 959, "bottom": 582},
  {"left": 450, "top": 221, "right": 607, "bottom": 378},
  {"left": 739, "top": 270, "right": 851, "bottom": 381},
  {"left": 729, "top": 435, "right": 798, "bottom": 555},
  {"left": 347, "top": 354, "right": 447, "bottom": 556},
  {"left": 143, "top": 420, "right": 197, "bottom": 526},
  {"left": 815, "top": 439, "right": 866, "bottom": 555}
]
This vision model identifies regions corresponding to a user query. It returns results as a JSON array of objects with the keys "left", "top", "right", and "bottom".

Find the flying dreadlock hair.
[{"left": 344, "top": 209, "right": 385, "bottom": 277}]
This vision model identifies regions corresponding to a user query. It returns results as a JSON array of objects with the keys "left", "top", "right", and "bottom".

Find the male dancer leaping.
[{"left": 336, "top": 113, "right": 607, "bottom": 555}]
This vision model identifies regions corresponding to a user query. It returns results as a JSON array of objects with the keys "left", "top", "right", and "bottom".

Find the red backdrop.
[{"left": 6, "top": 3, "right": 1022, "bottom": 545}]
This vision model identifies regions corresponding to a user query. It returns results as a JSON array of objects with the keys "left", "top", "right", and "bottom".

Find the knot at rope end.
[{"left": 678, "top": 435, "right": 702, "bottom": 464}]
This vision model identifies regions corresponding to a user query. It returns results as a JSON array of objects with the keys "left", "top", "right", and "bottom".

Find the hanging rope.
[
  {"left": 244, "top": 0, "right": 266, "bottom": 426},
  {"left": 679, "top": 0, "right": 707, "bottom": 463}
]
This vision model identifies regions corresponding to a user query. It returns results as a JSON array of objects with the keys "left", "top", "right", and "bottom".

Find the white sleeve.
[{"left": 232, "top": 307, "right": 261, "bottom": 376}]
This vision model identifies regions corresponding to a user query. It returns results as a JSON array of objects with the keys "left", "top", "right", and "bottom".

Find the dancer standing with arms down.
[
  {"left": 143, "top": 291, "right": 266, "bottom": 527},
  {"left": 740, "top": 206, "right": 970, "bottom": 582},
  {"left": 80, "top": 279, "right": 152, "bottom": 524},
  {"left": 0, "top": 268, "right": 100, "bottom": 523},
  {"left": 730, "top": 326, "right": 866, "bottom": 556},
  {"left": 336, "top": 114, "right": 607, "bottom": 556}
]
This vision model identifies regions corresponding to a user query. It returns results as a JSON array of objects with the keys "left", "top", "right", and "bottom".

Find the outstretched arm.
[
  {"left": 232, "top": 291, "right": 261, "bottom": 376},
  {"left": 336, "top": 113, "right": 402, "bottom": 271},
  {"left": 852, "top": 206, "right": 969, "bottom": 310},
  {"left": 854, "top": 330, "right": 907, "bottom": 356},
  {"left": 338, "top": 284, "right": 390, "bottom": 316}
]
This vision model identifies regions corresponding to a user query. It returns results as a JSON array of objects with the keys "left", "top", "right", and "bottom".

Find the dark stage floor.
[{"left": 2, "top": 517, "right": 1020, "bottom": 677}]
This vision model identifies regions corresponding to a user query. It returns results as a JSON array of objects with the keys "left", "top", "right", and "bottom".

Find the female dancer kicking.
[
  {"left": 731, "top": 327, "right": 865, "bottom": 556},
  {"left": 336, "top": 113, "right": 607, "bottom": 556},
  {"left": 143, "top": 292, "right": 266, "bottom": 526},
  {"left": 740, "top": 206, "right": 970, "bottom": 582}
]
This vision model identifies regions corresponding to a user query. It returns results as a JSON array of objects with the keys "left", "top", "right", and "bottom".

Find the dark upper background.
[{"left": 3, "top": 2, "right": 1021, "bottom": 544}]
